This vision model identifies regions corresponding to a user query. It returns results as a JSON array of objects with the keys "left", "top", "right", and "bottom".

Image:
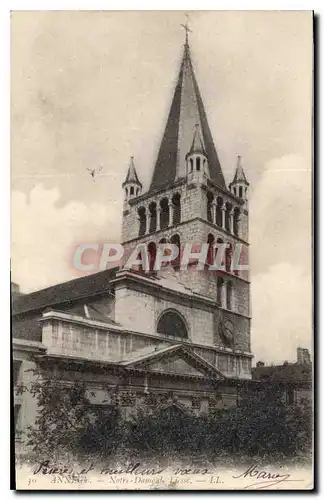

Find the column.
[
  {"left": 221, "top": 204, "right": 226, "bottom": 229},
  {"left": 156, "top": 205, "right": 161, "bottom": 231},
  {"left": 168, "top": 200, "right": 174, "bottom": 227},
  {"left": 229, "top": 209, "right": 234, "bottom": 234},
  {"left": 212, "top": 201, "right": 216, "bottom": 225},
  {"left": 221, "top": 281, "right": 227, "bottom": 308},
  {"left": 145, "top": 210, "right": 151, "bottom": 235}
]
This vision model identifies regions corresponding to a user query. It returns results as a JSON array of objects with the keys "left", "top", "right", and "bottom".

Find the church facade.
[{"left": 13, "top": 36, "right": 252, "bottom": 445}]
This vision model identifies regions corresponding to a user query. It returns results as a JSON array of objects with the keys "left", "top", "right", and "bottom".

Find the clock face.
[{"left": 219, "top": 318, "right": 234, "bottom": 345}]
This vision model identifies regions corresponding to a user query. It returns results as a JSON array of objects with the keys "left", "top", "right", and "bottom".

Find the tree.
[
  {"left": 19, "top": 367, "right": 123, "bottom": 461},
  {"left": 18, "top": 368, "right": 312, "bottom": 464}
]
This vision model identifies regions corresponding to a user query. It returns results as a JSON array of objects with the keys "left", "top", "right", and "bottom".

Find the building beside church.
[{"left": 12, "top": 35, "right": 252, "bottom": 446}]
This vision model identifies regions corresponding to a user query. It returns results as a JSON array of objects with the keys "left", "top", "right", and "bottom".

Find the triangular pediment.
[{"left": 124, "top": 344, "right": 225, "bottom": 380}]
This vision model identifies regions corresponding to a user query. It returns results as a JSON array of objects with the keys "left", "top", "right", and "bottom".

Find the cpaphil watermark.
[{"left": 72, "top": 242, "right": 249, "bottom": 274}]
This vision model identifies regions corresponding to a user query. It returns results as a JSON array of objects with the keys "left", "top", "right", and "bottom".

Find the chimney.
[{"left": 297, "top": 347, "right": 311, "bottom": 365}]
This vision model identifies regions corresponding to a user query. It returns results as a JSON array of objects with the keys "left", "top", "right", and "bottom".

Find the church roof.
[
  {"left": 123, "top": 156, "right": 142, "bottom": 187},
  {"left": 149, "top": 41, "right": 226, "bottom": 193},
  {"left": 12, "top": 267, "right": 119, "bottom": 316},
  {"left": 230, "top": 154, "right": 249, "bottom": 186}
]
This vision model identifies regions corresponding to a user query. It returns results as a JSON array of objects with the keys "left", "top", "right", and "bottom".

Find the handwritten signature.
[{"left": 233, "top": 464, "right": 302, "bottom": 490}]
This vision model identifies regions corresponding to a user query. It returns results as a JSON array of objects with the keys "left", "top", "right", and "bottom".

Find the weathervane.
[{"left": 181, "top": 13, "right": 192, "bottom": 45}]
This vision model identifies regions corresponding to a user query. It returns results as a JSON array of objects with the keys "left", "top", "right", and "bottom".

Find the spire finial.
[
  {"left": 181, "top": 13, "right": 192, "bottom": 46},
  {"left": 237, "top": 153, "right": 242, "bottom": 166}
]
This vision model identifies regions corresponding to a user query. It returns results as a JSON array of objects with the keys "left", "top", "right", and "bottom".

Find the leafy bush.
[{"left": 21, "top": 370, "right": 312, "bottom": 463}]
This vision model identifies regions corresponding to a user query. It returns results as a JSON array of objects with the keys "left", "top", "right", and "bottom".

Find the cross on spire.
[{"left": 181, "top": 13, "right": 192, "bottom": 46}]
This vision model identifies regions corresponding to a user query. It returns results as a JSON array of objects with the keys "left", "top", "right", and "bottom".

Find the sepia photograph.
[{"left": 11, "top": 10, "right": 313, "bottom": 490}]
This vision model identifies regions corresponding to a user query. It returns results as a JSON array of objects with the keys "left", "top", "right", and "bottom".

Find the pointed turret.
[
  {"left": 229, "top": 154, "right": 249, "bottom": 200},
  {"left": 189, "top": 123, "right": 206, "bottom": 155},
  {"left": 123, "top": 156, "right": 142, "bottom": 201},
  {"left": 148, "top": 39, "right": 226, "bottom": 193},
  {"left": 186, "top": 124, "right": 209, "bottom": 185}
]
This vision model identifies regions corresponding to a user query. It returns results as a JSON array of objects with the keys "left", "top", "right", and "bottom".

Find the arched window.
[
  {"left": 138, "top": 207, "right": 146, "bottom": 236},
  {"left": 136, "top": 188, "right": 139, "bottom": 196},
  {"left": 227, "top": 281, "right": 233, "bottom": 310},
  {"left": 217, "top": 277, "right": 224, "bottom": 306},
  {"left": 190, "top": 158, "right": 194, "bottom": 172},
  {"left": 130, "top": 186, "right": 134, "bottom": 195},
  {"left": 170, "top": 234, "right": 181, "bottom": 270},
  {"left": 157, "top": 310, "right": 188, "bottom": 338},
  {"left": 149, "top": 202, "right": 157, "bottom": 234},
  {"left": 216, "top": 197, "right": 223, "bottom": 227},
  {"left": 196, "top": 157, "right": 201, "bottom": 171},
  {"left": 147, "top": 241, "right": 156, "bottom": 272},
  {"left": 207, "top": 192, "right": 213, "bottom": 223},
  {"left": 160, "top": 198, "right": 169, "bottom": 230},
  {"left": 225, "top": 202, "right": 232, "bottom": 232},
  {"left": 233, "top": 208, "right": 240, "bottom": 237},
  {"left": 239, "top": 186, "right": 243, "bottom": 198},
  {"left": 215, "top": 237, "right": 224, "bottom": 269},
  {"left": 234, "top": 187, "right": 237, "bottom": 196},
  {"left": 225, "top": 243, "right": 233, "bottom": 272},
  {"left": 172, "top": 193, "right": 181, "bottom": 225},
  {"left": 207, "top": 233, "right": 215, "bottom": 266},
  {"left": 158, "top": 238, "right": 169, "bottom": 268}
]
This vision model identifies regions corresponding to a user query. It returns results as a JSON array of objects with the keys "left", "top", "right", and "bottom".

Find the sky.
[{"left": 11, "top": 11, "right": 313, "bottom": 364}]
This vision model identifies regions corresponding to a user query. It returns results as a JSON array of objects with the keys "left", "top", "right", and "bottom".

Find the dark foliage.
[{"left": 22, "top": 370, "right": 312, "bottom": 463}]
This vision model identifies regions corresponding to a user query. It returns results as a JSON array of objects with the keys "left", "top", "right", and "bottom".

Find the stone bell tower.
[{"left": 119, "top": 30, "right": 252, "bottom": 379}]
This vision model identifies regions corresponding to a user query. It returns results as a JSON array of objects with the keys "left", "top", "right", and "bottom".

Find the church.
[{"left": 13, "top": 33, "right": 252, "bottom": 443}]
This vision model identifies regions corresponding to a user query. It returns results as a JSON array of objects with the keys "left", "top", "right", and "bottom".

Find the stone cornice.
[
  {"left": 112, "top": 270, "right": 251, "bottom": 319},
  {"left": 122, "top": 216, "right": 249, "bottom": 247},
  {"left": 35, "top": 353, "right": 250, "bottom": 385},
  {"left": 39, "top": 310, "right": 126, "bottom": 332},
  {"left": 13, "top": 337, "right": 46, "bottom": 353}
]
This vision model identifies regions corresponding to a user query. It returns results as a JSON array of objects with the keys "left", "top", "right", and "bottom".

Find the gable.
[{"left": 126, "top": 345, "right": 225, "bottom": 380}]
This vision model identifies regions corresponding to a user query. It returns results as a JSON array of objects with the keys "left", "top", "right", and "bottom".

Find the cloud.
[
  {"left": 251, "top": 263, "right": 312, "bottom": 364},
  {"left": 250, "top": 154, "right": 311, "bottom": 277},
  {"left": 11, "top": 184, "right": 121, "bottom": 292},
  {"left": 249, "top": 154, "right": 312, "bottom": 363}
]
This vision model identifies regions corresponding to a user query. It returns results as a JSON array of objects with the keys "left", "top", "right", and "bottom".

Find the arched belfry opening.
[
  {"left": 170, "top": 234, "right": 181, "bottom": 270},
  {"left": 172, "top": 193, "right": 181, "bottom": 225},
  {"left": 138, "top": 207, "right": 146, "bottom": 236},
  {"left": 149, "top": 202, "right": 157, "bottom": 234},
  {"left": 160, "top": 198, "right": 169, "bottom": 230},
  {"left": 147, "top": 241, "right": 157, "bottom": 272}
]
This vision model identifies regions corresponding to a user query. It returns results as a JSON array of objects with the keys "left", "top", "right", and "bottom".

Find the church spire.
[{"left": 148, "top": 36, "right": 226, "bottom": 193}]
